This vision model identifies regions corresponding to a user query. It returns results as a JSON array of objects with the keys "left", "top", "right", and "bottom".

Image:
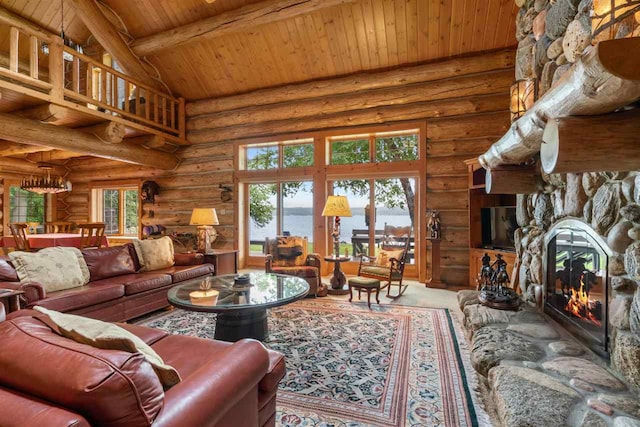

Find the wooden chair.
[
  {"left": 9, "top": 223, "right": 31, "bottom": 251},
  {"left": 264, "top": 236, "right": 321, "bottom": 297},
  {"left": 357, "top": 224, "right": 412, "bottom": 298},
  {"left": 45, "top": 221, "right": 75, "bottom": 234},
  {"left": 25, "top": 222, "right": 40, "bottom": 234},
  {"left": 78, "top": 223, "right": 106, "bottom": 249}
]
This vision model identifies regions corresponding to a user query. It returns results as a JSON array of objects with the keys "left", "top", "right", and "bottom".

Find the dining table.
[{"left": 0, "top": 233, "right": 110, "bottom": 250}]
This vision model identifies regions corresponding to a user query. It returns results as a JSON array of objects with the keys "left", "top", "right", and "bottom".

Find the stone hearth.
[{"left": 458, "top": 291, "right": 640, "bottom": 427}]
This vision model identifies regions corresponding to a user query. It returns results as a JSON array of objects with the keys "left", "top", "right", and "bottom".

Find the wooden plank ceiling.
[
  {"left": 0, "top": 0, "right": 518, "bottom": 100},
  {"left": 103, "top": 0, "right": 519, "bottom": 100}
]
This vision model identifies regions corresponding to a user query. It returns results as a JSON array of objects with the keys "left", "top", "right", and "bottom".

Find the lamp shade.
[
  {"left": 321, "top": 195, "right": 352, "bottom": 217},
  {"left": 190, "top": 208, "right": 219, "bottom": 225}
]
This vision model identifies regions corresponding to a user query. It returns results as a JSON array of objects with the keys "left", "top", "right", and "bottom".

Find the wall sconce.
[
  {"left": 510, "top": 79, "right": 538, "bottom": 122},
  {"left": 592, "top": 0, "right": 640, "bottom": 42}
]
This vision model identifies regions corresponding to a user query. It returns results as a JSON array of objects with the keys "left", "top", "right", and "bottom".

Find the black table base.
[{"left": 214, "top": 308, "right": 268, "bottom": 342}]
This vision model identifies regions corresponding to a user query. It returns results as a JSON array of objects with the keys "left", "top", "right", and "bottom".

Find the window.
[
  {"left": 248, "top": 181, "right": 314, "bottom": 255},
  {"left": 375, "top": 133, "right": 419, "bottom": 162},
  {"left": 243, "top": 139, "right": 314, "bottom": 170},
  {"left": 9, "top": 187, "right": 45, "bottom": 228},
  {"left": 330, "top": 137, "right": 369, "bottom": 165},
  {"left": 92, "top": 187, "right": 139, "bottom": 236}
]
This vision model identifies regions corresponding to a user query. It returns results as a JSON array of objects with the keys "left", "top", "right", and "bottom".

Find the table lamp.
[
  {"left": 321, "top": 195, "right": 352, "bottom": 257},
  {"left": 190, "top": 208, "right": 219, "bottom": 254}
]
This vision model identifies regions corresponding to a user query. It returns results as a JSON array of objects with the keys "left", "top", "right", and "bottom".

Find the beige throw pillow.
[
  {"left": 9, "top": 247, "right": 90, "bottom": 292},
  {"left": 375, "top": 249, "right": 405, "bottom": 267},
  {"left": 133, "top": 237, "right": 175, "bottom": 272},
  {"left": 34, "top": 306, "right": 181, "bottom": 389}
]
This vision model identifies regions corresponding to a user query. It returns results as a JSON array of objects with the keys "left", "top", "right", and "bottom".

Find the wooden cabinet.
[
  {"left": 465, "top": 159, "right": 517, "bottom": 288},
  {"left": 205, "top": 250, "right": 239, "bottom": 276}
]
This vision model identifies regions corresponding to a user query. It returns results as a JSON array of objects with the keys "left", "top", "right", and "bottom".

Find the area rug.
[{"left": 140, "top": 299, "right": 490, "bottom": 427}]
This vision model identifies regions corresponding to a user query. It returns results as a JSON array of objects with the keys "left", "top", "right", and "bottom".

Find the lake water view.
[{"left": 250, "top": 207, "right": 413, "bottom": 242}]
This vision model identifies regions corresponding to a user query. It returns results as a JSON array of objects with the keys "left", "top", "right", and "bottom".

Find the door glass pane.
[
  {"left": 249, "top": 183, "right": 277, "bottom": 255},
  {"left": 246, "top": 145, "right": 278, "bottom": 170},
  {"left": 332, "top": 180, "right": 370, "bottom": 258},
  {"left": 330, "top": 138, "right": 369, "bottom": 165},
  {"left": 375, "top": 133, "right": 419, "bottom": 162},
  {"left": 124, "top": 190, "right": 139, "bottom": 235},
  {"left": 375, "top": 178, "right": 416, "bottom": 264},
  {"left": 103, "top": 189, "right": 119, "bottom": 235},
  {"left": 281, "top": 182, "right": 314, "bottom": 251}
]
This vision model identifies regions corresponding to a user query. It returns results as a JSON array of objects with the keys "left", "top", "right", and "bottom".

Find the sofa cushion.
[
  {"left": 154, "top": 264, "right": 215, "bottom": 283},
  {"left": 82, "top": 245, "right": 137, "bottom": 281},
  {"left": 0, "top": 256, "right": 18, "bottom": 282},
  {"left": 124, "top": 274, "right": 173, "bottom": 296},
  {"left": 31, "top": 282, "right": 125, "bottom": 312},
  {"left": 0, "top": 386, "right": 91, "bottom": 427},
  {"left": 151, "top": 333, "right": 232, "bottom": 379},
  {"left": 0, "top": 315, "right": 165, "bottom": 426},
  {"left": 9, "top": 247, "right": 90, "bottom": 292},
  {"left": 133, "top": 237, "right": 175, "bottom": 272},
  {"left": 271, "top": 266, "right": 319, "bottom": 278},
  {"left": 34, "top": 306, "right": 181, "bottom": 388}
]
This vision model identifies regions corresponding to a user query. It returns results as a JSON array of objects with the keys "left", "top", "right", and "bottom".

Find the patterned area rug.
[{"left": 140, "top": 300, "right": 490, "bottom": 427}]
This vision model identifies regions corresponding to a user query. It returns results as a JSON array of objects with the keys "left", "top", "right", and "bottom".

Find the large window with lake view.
[{"left": 239, "top": 127, "right": 423, "bottom": 274}]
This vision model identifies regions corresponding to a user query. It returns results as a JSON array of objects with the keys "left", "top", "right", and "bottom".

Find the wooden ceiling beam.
[
  {"left": 67, "top": 0, "right": 165, "bottom": 92},
  {"left": 0, "top": 142, "right": 53, "bottom": 157},
  {"left": 0, "top": 113, "right": 180, "bottom": 170},
  {"left": 26, "top": 150, "right": 85, "bottom": 162},
  {"left": 130, "top": 0, "right": 355, "bottom": 57},
  {"left": 13, "top": 104, "right": 69, "bottom": 124},
  {"left": 80, "top": 121, "right": 126, "bottom": 144},
  {"left": 0, "top": 156, "right": 66, "bottom": 176}
]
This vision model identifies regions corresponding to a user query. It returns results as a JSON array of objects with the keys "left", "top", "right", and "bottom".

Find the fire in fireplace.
[{"left": 545, "top": 219, "right": 610, "bottom": 357}]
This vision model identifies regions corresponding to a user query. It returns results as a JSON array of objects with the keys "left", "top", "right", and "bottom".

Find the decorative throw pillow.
[
  {"left": 133, "top": 236, "right": 175, "bottom": 272},
  {"left": 276, "top": 236, "right": 308, "bottom": 267},
  {"left": 34, "top": 306, "right": 181, "bottom": 389},
  {"left": 375, "top": 249, "right": 405, "bottom": 267},
  {"left": 9, "top": 247, "right": 90, "bottom": 292}
]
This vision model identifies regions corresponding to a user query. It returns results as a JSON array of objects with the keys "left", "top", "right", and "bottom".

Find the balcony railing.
[{"left": 0, "top": 24, "right": 185, "bottom": 141}]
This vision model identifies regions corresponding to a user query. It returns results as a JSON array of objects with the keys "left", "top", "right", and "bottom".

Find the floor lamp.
[
  {"left": 190, "top": 208, "right": 219, "bottom": 254},
  {"left": 321, "top": 195, "right": 352, "bottom": 257}
]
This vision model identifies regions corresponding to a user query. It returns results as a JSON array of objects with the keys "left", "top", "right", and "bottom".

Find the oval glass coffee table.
[{"left": 167, "top": 272, "right": 309, "bottom": 342}]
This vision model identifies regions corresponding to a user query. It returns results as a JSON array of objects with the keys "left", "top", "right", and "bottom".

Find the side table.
[
  {"left": 324, "top": 256, "right": 350, "bottom": 295},
  {"left": 0, "top": 289, "right": 23, "bottom": 313},
  {"left": 205, "top": 250, "right": 239, "bottom": 276}
]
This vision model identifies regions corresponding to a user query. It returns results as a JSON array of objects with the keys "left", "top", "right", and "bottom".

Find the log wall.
[{"left": 57, "top": 49, "right": 514, "bottom": 286}]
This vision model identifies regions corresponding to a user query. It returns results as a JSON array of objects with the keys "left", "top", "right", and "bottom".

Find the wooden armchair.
[
  {"left": 78, "top": 223, "right": 106, "bottom": 249},
  {"left": 264, "top": 236, "right": 320, "bottom": 297},
  {"left": 357, "top": 224, "right": 412, "bottom": 298},
  {"left": 9, "top": 223, "right": 31, "bottom": 251}
]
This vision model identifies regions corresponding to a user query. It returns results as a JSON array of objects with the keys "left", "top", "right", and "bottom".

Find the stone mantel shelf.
[{"left": 478, "top": 37, "right": 640, "bottom": 170}]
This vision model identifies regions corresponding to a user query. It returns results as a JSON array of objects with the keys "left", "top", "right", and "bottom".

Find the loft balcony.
[{"left": 0, "top": 22, "right": 186, "bottom": 146}]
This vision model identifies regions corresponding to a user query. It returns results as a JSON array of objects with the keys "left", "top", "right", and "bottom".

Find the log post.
[
  {"left": 479, "top": 38, "right": 640, "bottom": 169},
  {"left": 485, "top": 166, "right": 541, "bottom": 194},
  {"left": 80, "top": 121, "right": 126, "bottom": 144},
  {"left": 0, "top": 113, "right": 179, "bottom": 170},
  {"left": 541, "top": 109, "right": 640, "bottom": 173}
]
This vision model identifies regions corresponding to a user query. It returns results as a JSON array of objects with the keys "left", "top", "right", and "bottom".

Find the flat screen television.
[{"left": 481, "top": 206, "right": 517, "bottom": 250}]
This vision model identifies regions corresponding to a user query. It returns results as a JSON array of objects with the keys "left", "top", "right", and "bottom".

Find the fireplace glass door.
[{"left": 545, "top": 223, "right": 609, "bottom": 356}]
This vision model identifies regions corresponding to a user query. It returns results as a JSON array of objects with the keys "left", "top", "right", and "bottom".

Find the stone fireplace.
[
  {"left": 516, "top": 173, "right": 640, "bottom": 388},
  {"left": 544, "top": 219, "right": 611, "bottom": 358}
]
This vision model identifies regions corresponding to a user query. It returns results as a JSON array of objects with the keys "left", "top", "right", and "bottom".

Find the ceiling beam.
[
  {"left": 66, "top": 0, "right": 165, "bottom": 92},
  {"left": 0, "top": 113, "right": 180, "bottom": 170},
  {"left": 130, "top": 0, "right": 355, "bottom": 57},
  {"left": 0, "top": 142, "right": 53, "bottom": 157},
  {"left": 13, "top": 104, "right": 69, "bottom": 124},
  {"left": 26, "top": 150, "right": 84, "bottom": 162},
  {"left": 0, "top": 156, "right": 66, "bottom": 176}
]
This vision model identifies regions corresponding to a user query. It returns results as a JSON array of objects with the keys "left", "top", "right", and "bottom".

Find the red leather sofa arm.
[
  {"left": 0, "top": 304, "right": 4, "bottom": 322},
  {"left": 153, "top": 339, "right": 272, "bottom": 427},
  {"left": 0, "top": 387, "right": 90, "bottom": 427},
  {"left": 0, "top": 281, "right": 46, "bottom": 306},
  {"left": 174, "top": 252, "right": 205, "bottom": 266}
]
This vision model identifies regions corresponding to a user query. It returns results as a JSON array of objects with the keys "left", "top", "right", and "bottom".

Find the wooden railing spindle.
[
  {"left": 29, "top": 35, "right": 38, "bottom": 79},
  {"left": 9, "top": 27, "right": 19, "bottom": 73},
  {"left": 72, "top": 56, "right": 80, "bottom": 92},
  {"left": 145, "top": 88, "right": 151, "bottom": 120}
]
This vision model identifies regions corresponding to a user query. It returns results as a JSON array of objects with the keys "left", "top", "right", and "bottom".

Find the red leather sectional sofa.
[
  {"left": 0, "top": 305, "right": 285, "bottom": 427},
  {"left": 0, "top": 243, "right": 214, "bottom": 322}
]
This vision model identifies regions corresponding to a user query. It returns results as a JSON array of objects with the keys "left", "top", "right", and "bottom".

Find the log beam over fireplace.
[
  {"left": 479, "top": 38, "right": 640, "bottom": 169},
  {"left": 485, "top": 166, "right": 540, "bottom": 194},
  {"left": 541, "top": 109, "right": 640, "bottom": 174}
]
